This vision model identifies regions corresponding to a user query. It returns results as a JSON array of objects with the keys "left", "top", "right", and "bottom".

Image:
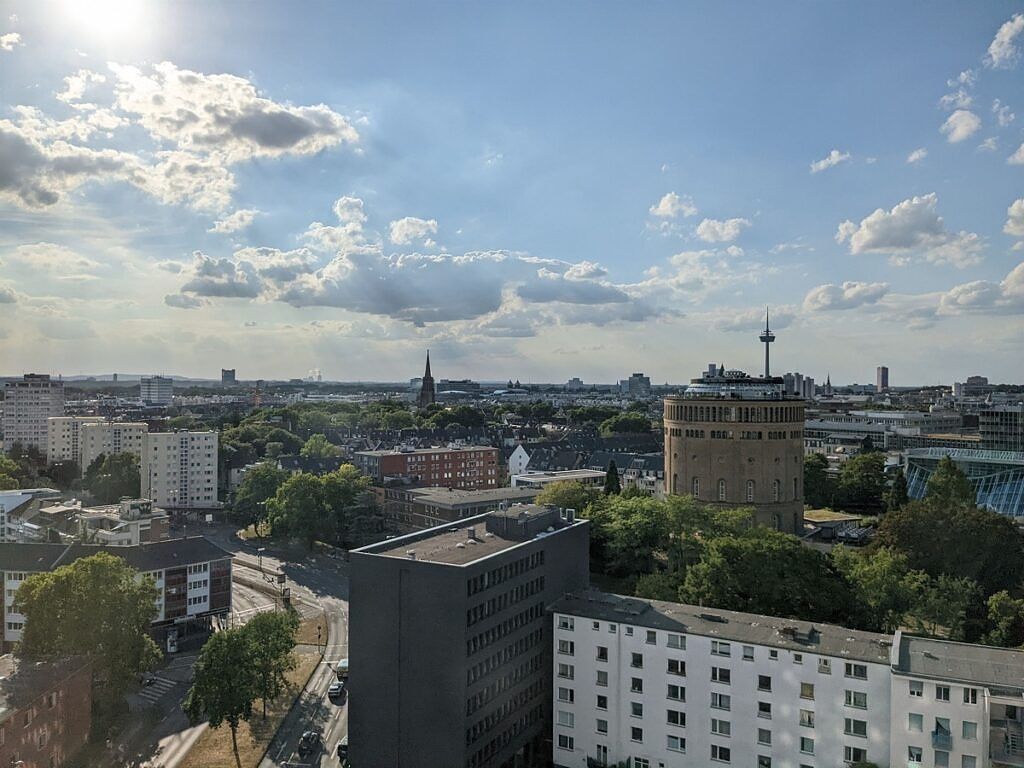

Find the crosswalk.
[{"left": 137, "top": 676, "right": 177, "bottom": 705}]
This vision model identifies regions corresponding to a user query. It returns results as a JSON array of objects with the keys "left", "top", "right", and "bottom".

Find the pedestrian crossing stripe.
[{"left": 138, "top": 677, "right": 176, "bottom": 703}]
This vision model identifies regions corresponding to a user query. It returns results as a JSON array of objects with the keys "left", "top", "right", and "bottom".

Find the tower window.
[
  {"left": 746, "top": 480, "right": 754, "bottom": 502},
  {"left": 718, "top": 479, "right": 727, "bottom": 501},
  {"left": 692, "top": 477, "right": 700, "bottom": 498},
  {"left": 772, "top": 479, "right": 781, "bottom": 502}
]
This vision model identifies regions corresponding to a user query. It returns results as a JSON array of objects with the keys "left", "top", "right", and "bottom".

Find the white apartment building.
[
  {"left": 46, "top": 416, "right": 105, "bottom": 465},
  {"left": 141, "top": 431, "right": 219, "bottom": 509},
  {"left": 140, "top": 376, "right": 174, "bottom": 405},
  {"left": 3, "top": 375, "right": 64, "bottom": 457},
  {"left": 79, "top": 421, "right": 147, "bottom": 471}
]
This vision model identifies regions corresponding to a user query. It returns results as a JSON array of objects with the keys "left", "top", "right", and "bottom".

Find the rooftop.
[
  {"left": 551, "top": 590, "right": 893, "bottom": 665},
  {"left": 355, "top": 445, "right": 496, "bottom": 457},
  {"left": 906, "top": 447, "right": 1024, "bottom": 465},
  {"left": 669, "top": 368, "right": 796, "bottom": 401},
  {"left": 0, "top": 536, "right": 232, "bottom": 573},
  {"left": 408, "top": 486, "right": 539, "bottom": 506},
  {"left": 0, "top": 655, "right": 90, "bottom": 724},
  {"left": 895, "top": 633, "right": 1024, "bottom": 693},
  {"left": 513, "top": 469, "right": 605, "bottom": 482}
]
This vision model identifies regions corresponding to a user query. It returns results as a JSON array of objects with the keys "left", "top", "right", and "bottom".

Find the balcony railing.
[{"left": 932, "top": 729, "right": 952, "bottom": 749}]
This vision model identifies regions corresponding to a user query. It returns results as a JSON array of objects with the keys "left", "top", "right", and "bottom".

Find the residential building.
[
  {"left": 141, "top": 431, "right": 219, "bottom": 510},
  {"left": 3, "top": 375, "right": 64, "bottom": 457},
  {"left": 664, "top": 365, "right": 806, "bottom": 534},
  {"left": 551, "top": 590, "right": 893, "bottom": 768},
  {"left": 508, "top": 444, "right": 532, "bottom": 478},
  {"left": 0, "top": 536, "right": 232, "bottom": 652},
  {"left": 79, "top": 420, "right": 147, "bottom": 471},
  {"left": 511, "top": 469, "right": 606, "bottom": 491},
  {"left": 349, "top": 504, "right": 590, "bottom": 768},
  {"left": 0, "top": 655, "right": 93, "bottom": 768},
  {"left": 979, "top": 404, "right": 1024, "bottom": 452},
  {"left": 620, "top": 373, "right": 652, "bottom": 398},
  {"left": 378, "top": 485, "right": 540, "bottom": 531},
  {"left": 418, "top": 351, "right": 436, "bottom": 408},
  {"left": 74, "top": 498, "right": 169, "bottom": 546},
  {"left": 221, "top": 368, "right": 237, "bottom": 386},
  {"left": 353, "top": 445, "right": 500, "bottom": 490},
  {"left": 46, "top": 416, "right": 105, "bottom": 465},
  {"left": 583, "top": 452, "right": 664, "bottom": 497},
  {"left": 877, "top": 366, "right": 890, "bottom": 393},
  {"left": 140, "top": 376, "right": 174, "bottom": 405},
  {"left": 904, "top": 448, "right": 1024, "bottom": 519}
]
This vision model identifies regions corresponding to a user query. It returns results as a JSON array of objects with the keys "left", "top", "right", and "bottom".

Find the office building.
[
  {"left": 140, "top": 375, "right": 174, "bottom": 406},
  {"left": 221, "top": 368, "right": 237, "bottom": 386},
  {"left": 0, "top": 655, "right": 93, "bottom": 768},
  {"left": 511, "top": 469, "right": 607, "bottom": 491},
  {"left": 904, "top": 448, "right": 1024, "bottom": 519},
  {"left": 378, "top": 485, "right": 540, "bottom": 531},
  {"left": 46, "top": 416, "right": 105, "bottom": 465},
  {"left": 979, "top": 405, "right": 1024, "bottom": 452},
  {"left": 418, "top": 351, "right": 436, "bottom": 408},
  {"left": 439, "top": 379, "right": 482, "bottom": 398},
  {"left": 79, "top": 421, "right": 147, "bottom": 471},
  {"left": 876, "top": 366, "right": 889, "bottom": 393},
  {"left": 0, "top": 536, "right": 232, "bottom": 652},
  {"left": 354, "top": 445, "right": 500, "bottom": 490},
  {"left": 141, "top": 431, "right": 219, "bottom": 510},
  {"left": 349, "top": 504, "right": 590, "bottom": 768},
  {"left": 620, "top": 373, "right": 652, "bottom": 398},
  {"left": 3, "top": 374, "right": 64, "bottom": 457}
]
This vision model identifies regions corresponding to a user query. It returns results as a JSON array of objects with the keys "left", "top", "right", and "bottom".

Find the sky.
[{"left": 1, "top": 1, "right": 1023, "bottom": 385}]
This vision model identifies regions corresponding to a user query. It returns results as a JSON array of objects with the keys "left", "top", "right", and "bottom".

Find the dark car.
[
  {"left": 328, "top": 681, "right": 346, "bottom": 703},
  {"left": 298, "top": 730, "right": 321, "bottom": 758},
  {"left": 337, "top": 735, "right": 349, "bottom": 763}
]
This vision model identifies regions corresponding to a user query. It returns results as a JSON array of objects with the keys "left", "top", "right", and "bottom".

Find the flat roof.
[
  {"left": 895, "top": 634, "right": 1024, "bottom": 692},
  {"left": 515, "top": 470, "right": 605, "bottom": 481},
  {"left": 551, "top": 590, "right": 892, "bottom": 665},
  {"left": 355, "top": 445, "right": 496, "bottom": 457},
  {"left": 409, "top": 486, "right": 539, "bottom": 506},
  {"left": 0, "top": 536, "right": 232, "bottom": 573}
]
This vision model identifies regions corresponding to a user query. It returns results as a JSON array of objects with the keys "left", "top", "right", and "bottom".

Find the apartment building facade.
[
  {"left": 3, "top": 375, "right": 65, "bottom": 457},
  {"left": 349, "top": 505, "right": 590, "bottom": 768},
  {"left": 377, "top": 485, "right": 540, "bottom": 531},
  {"left": 46, "top": 416, "right": 105, "bottom": 465},
  {"left": 80, "top": 421, "right": 147, "bottom": 472},
  {"left": 550, "top": 591, "right": 892, "bottom": 768},
  {"left": 140, "top": 376, "right": 174, "bottom": 405},
  {"left": 353, "top": 445, "right": 501, "bottom": 490},
  {"left": 141, "top": 431, "right": 219, "bottom": 510}
]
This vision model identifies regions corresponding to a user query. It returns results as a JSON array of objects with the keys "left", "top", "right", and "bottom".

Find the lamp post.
[{"left": 257, "top": 546, "right": 266, "bottom": 573}]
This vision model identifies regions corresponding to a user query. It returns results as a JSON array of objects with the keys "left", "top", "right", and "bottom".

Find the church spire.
[
  {"left": 424, "top": 349, "right": 432, "bottom": 379},
  {"left": 418, "top": 350, "right": 436, "bottom": 408}
]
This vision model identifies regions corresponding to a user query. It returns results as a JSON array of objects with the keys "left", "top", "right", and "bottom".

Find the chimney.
[
  {"left": 565, "top": 507, "right": 576, "bottom": 523},
  {"left": 467, "top": 527, "right": 476, "bottom": 541}
]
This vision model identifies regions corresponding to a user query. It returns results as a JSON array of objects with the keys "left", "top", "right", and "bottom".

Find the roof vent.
[
  {"left": 700, "top": 613, "right": 726, "bottom": 623},
  {"left": 406, "top": 550, "right": 416, "bottom": 560},
  {"left": 467, "top": 527, "right": 476, "bottom": 540},
  {"left": 455, "top": 543, "right": 466, "bottom": 549}
]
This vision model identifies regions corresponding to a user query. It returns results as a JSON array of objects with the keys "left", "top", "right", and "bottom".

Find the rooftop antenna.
[{"left": 759, "top": 305, "right": 775, "bottom": 378}]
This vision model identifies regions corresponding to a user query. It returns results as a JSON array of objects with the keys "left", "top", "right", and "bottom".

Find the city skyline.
[{"left": 1, "top": 2, "right": 1023, "bottom": 382}]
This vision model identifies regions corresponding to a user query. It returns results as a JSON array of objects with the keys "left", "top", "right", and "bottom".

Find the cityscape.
[{"left": 2, "top": 3, "right": 1024, "bottom": 768}]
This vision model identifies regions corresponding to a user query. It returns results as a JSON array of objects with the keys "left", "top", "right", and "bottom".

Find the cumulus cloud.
[
  {"left": 209, "top": 208, "right": 258, "bottom": 234},
  {"left": 993, "top": 99, "right": 1016, "bottom": 127},
  {"left": 178, "top": 252, "right": 264, "bottom": 298},
  {"left": 1005, "top": 198, "right": 1024, "bottom": 238},
  {"left": 696, "top": 217, "right": 751, "bottom": 243},
  {"left": 1009, "top": 143, "right": 1024, "bottom": 165},
  {"left": 940, "top": 110, "right": 982, "bottom": 143},
  {"left": 302, "top": 196, "right": 373, "bottom": 252},
  {"left": 5, "top": 242, "right": 101, "bottom": 276},
  {"left": 388, "top": 216, "right": 438, "bottom": 246},
  {"left": 809, "top": 149, "right": 850, "bottom": 173},
  {"left": 0, "top": 285, "right": 17, "bottom": 303},
  {"left": 939, "top": 89, "right": 972, "bottom": 111},
  {"left": 709, "top": 306, "right": 796, "bottom": 332},
  {"left": 803, "top": 281, "right": 890, "bottom": 311},
  {"left": 56, "top": 69, "right": 106, "bottom": 106},
  {"left": 906, "top": 148, "right": 928, "bottom": 164},
  {"left": 986, "top": 13, "right": 1024, "bottom": 69},
  {"left": 979, "top": 137, "right": 999, "bottom": 152},
  {"left": 233, "top": 246, "right": 318, "bottom": 281},
  {"left": 164, "top": 293, "right": 204, "bottom": 309},
  {"left": 0, "top": 32, "right": 22, "bottom": 51},
  {"left": 939, "top": 262, "right": 1024, "bottom": 315},
  {"left": 835, "top": 193, "right": 983, "bottom": 267},
  {"left": 649, "top": 192, "right": 697, "bottom": 218}
]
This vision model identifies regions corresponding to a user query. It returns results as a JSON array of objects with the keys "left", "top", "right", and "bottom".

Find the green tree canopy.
[
  {"left": 831, "top": 546, "right": 928, "bottom": 632},
  {"left": 83, "top": 452, "right": 141, "bottom": 504},
  {"left": 266, "top": 472, "right": 329, "bottom": 548},
  {"left": 243, "top": 611, "right": 299, "bottom": 718},
  {"left": 886, "top": 466, "right": 909, "bottom": 512},
  {"left": 535, "top": 480, "right": 598, "bottom": 514},
  {"left": 603, "top": 460, "right": 621, "bottom": 495},
  {"left": 16, "top": 552, "right": 160, "bottom": 700},
  {"left": 234, "top": 462, "right": 290, "bottom": 528},
  {"left": 803, "top": 453, "right": 832, "bottom": 508},
  {"left": 925, "top": 455, "right": 975, "bottom": 510},
  {"left": 300, "top": 433, "right": 343, "bottom": 458},
  {"left": 599, "top": 412, "right": 651, "bottom": 436},
  {"left": 983, "top": 591, "right": 1024, "bottom": 648},
  {"left": 834, "top": 452, "right": 887, "bottom": 514},
  {"left": 586, "top": 496, "right": 669, "bottom": 577}
]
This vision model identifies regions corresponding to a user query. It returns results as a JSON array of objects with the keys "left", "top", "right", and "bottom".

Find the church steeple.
[
  {"left": 418, "top": 350, "right": 436, "bottom": 408},
  {"left": 424, "top": 350, "right": 432, "bottom": 379}
]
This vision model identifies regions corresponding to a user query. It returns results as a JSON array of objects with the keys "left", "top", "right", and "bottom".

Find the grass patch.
[
  {"left": 237, "top": 522, "right": 271, "bottom": 541},
  {"left": 295, "top": 612, "right": 328, "bottom": 647},
  {"left": 178, "top": 649, "right": 321, "bottom": 768}
]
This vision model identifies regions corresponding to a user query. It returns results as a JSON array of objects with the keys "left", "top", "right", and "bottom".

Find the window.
[
  {"left": 793, "top": 653, "right": 803, "bottom": 664},
  {"left": 596, "top": 694, "right": 607, "bottom": 710},
  {"left": 596, "top": 719, "right": 608, "bottom": 734},
  {"left": 936, "top": 751, "right": 950, "bottom": 768},
  {"left": 845, "top": 689, "right": 867, "bottom": 709},
  {"left": 845, "top": 663, "right": 867, "bottom": 680},
  {"left": 746, "top": 480, "right": 755, "bottom": 502},
  {"left": 757, "top": 675, "right": 771, "bottom": 692},
  {"left": 768, "top": 649, "right": 778, "bottom": 660},
  {"left": 818, "top": 658, "right": 831, "bottom": 674},
  {"left": 667, "top": 633, "right": 685, "bottom": 650},
  {"left": 692, "top": 476, "right": 700, "bottom": 497},
  {"left": 558, "top": 640, "right": 575, "bottom": 656},
  {"left": 711, "top": 744, "right": 731, "bottom": 762},
  {"left": 633, "top": 760, "right": 649, "bottom": 768},
  {"left": 908, "top": 713, "right": 923, "bottom": 732},
  {"left": 711, "top": 640, "right": 731, "bottom": 657},
  {"left": 631, "top": 726, "right": 643, "bottom": 743},
  {"left": 908, "top": 746, "right": 923, "bottom": 763},
  {"left": 608, "top": 623, "right": 617, "bottom": 633},
  {"left": 596, "top": 646, "right": 608, "bottom": 661},
  {"left": 592, "top": 621, "right": 600, "bottom": 631},
  {"left": 558, "top": 663, "right": 574, "bottom": 680},
  {"left": 844, "top": 718, "right": 867, "bottom": 737},
  {"left": 667, "top": 684, "right": 685, "bottom": 701},
  {"left": 667, "top": 709, "right": 685, "bottom": 727},
  {"left": 742, "top": 645, "right": 754, "bottom": 661},
  {"left": 718, "top": 479, "right": 727, "bottom": 501},
  {"left": 799, "top": 709, "right": 815, "bottom": 728},
  {"left": 557, "top": 711, "right": 574, "bottom": 728},
  {"left": 625, "top": 626, "right": 633, "bottom": 636},
  {"left": 962, "top": 757, "right": 977, "bottom": 768},
  {"left": 758, "top": 758, "right": 771, "bottom": 768},
  {"left": 962, "top": 721, "right": 977, "bottom": 740},
  {"left": 963, "top": 687, "right": 978, "bottom": 704},
  {"left": 596, "top": 670, "right": 608, "bottom": 687},
  {"left": 758, "top": 701, "right": 771, "bottom": 719},
  {"left": 711, "top": 667, "right": 731, "bottom": 684},
  {"left": 668, "top": 659, "right": 686, "bottom": 676},
  {"left": 772, "top": 478, "right": 781, "bottom": 501},
  {"left": 631, "top": 652, "right": 644, "bottom": 669},
  {"left": 710, "top": 692, "right": 730, "bottom": 711},
  {"left": 757, "top": 728, "right": 771, "bottom": 745},
  {"left": 936, "top": 685, "right": 951, "bottom": 702},
  {"left": 631, "top": 677, "right": 643, "bottom": 694},
  {"left": 711, "top": 718, "right": 731, "bottom": 736},
  {"left": 909, "top": 679, "right": 923, "bottom": 697},
  {"left": 557, "top": 734, "right": 573, "bottom": 750},
  {"left": 800, "top": 682, "right": 814, "bottom": 700},
  {"left": 558, "top": 616, "right": 574, "bottom": 631},
  {"left": 645, "top": 630, "right": 656, "bottom": 645},
  {"left": 557, "top": 687, "right": 574, "bottom": 703},
  {"left": 667, "top": 735, "right": 685, "bottom": 753},
  {"left": 845, "top": 746, "right": 868, "bottom": 763},
  {"left": 799, "top": 737, "right": 814, "bottom": 754}
]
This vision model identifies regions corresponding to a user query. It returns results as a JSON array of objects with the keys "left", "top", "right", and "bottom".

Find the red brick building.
[
  {"left": 354, "top": 446, "right": 500, "bottom": 490},
  {"left": 0, "top": 655, "right": 93, "bottom": 768}
]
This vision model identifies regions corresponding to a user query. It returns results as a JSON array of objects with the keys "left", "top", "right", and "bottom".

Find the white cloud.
[
  {"left": 56, "top": 69, "right": 106, "bottom": 105},
  {"left": 1005, "top": 198, "right": 1024, "bottom": 238},
  {"left": 947, "top": 70, "right": 976, "bottom": 88},
  {"left": 906, "top": 148, "right": 928, "bottom": 164},
  {"left": 164, "top": 293, "right": 204, "bottom": 309},
  {"left": 940, "top": 110, "right": 981, "bottom": 143},
  {"left": 302, "top": 196, "right": 374, "bottom": 252},
  {"left": 649, "top": 191, "right": 697, "bottom": 218},
  {"left": 0, "top": 285, "right": 18, "bottom": 304},
  {"left": 696, "top": 217, "right": 750, "bottom": 243},
  {"left": 939, "top": 89, "right": 973, "bottom": 110},
  {"left": 388, "top": 216, "right": 438, "bottom": 246},
  {"left": 209, "top": 208, "right": 258, "bottom": 234},
  {"left": 803, "top": 281, "right": 890, "bottom": 311},
  {"left": 986, "top": 13, "right": 1024, "bottom": 69},
  {"left": 0, "top": 32, "right": 22, "bottom": 51},
  {"left": 177, "top": 251, "right": 264, "bottom": 299},
  {"left": 5, "top": 242, "right": 101, "bottom": 275},
  {"left": 809, "top": 149, "right": 851, "bottom": 174},
  {"left": 993, "top": 99, "right": 1016, "bottom": 127},
  {"left": 979, "top": 137, "right": 999, "bottom": 152},
  {"left": 709, "top": 306, "right": 797, "bottom": 332},
  {"left": 1009, "top": 143, "right": 1024, "bottom": 165},
  {"left": 939, "top": 262, "right": 1024, "bottom": 315},
  {"left": 835, "top": 193, "right": 983, "bottom": 267}
]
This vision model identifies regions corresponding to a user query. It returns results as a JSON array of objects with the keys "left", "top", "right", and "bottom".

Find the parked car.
[
  {"left": 298, "top": 730, "right": 321, "bottom": 758},
  {"left": 334, "top": 658, "right": 349, "bottom": 680},
  {"left": 328, "top": 681, "right": 346, "bottom": 703},
  {"left": 337, "top": 735, "right": 349, "bottom": 762}
]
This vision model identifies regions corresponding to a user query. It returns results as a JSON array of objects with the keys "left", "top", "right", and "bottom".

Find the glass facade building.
[{"left": 904, "top": 448, "right": 1024, "bottom": 519}]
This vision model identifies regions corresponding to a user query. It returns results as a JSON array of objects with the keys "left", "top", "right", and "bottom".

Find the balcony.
[
  {"left": 931, "top": 729, "right": 952, "bottom": 750},
  {"left": 992, "top": 720, "right": 1024, "bottom": 767}
]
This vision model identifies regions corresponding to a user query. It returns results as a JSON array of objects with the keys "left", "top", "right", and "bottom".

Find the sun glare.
[{"left": 59, "top": 0, "right": 154, "bottom": 43}]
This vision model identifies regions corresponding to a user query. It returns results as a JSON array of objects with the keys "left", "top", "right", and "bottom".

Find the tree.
[
  {"left": 983, "top": 591, "right": 1024, "bottom": 648},
  {"left": 322, "top": 464, "right": 373, "bottom": 546},
  {"left": 184, "top": 628, "right": 258, "bottom": 764},
  {"left": 910, "top": 575, "right": 981, "bottom": 641},
  {"left": 300, "top": 433, "right": 343, "bottom": 458},
  {"left": 586, "top": 496, "right": 668, "bottom": 577},
  {"left": 925, "top": 455, "right": 975, "bottom": 510},
  {"left": 242, "top": 611, "right": 299, "bottom": 718},
  {"left": 264, "top": 441, "right": 285, "bottom": 459},
  {"left": 886, "top": 466, "right": 909, "bottom": 512},
  {"left": 16, "top": 552, "right": 160, "bottom": 702},
  {"left": 832, "top": 546, "right": 927, "bottom": 632},
  {"left": 0, "top": 473, "right": 18, "bottom": 490},
  {"left": 599, "top": 412, "right": 651, "bottom": 436},
  {"left": 803, "top": 453, "right": 831, "bottom": 508},
  {"left": 634, "top": 572, "right": 682, "bottom": 602},
  {"left": 234, "top": 462, "right": 290, "bottom": 529},
  {"left": 680, "top": 529, "right": 859, "bottom": 625},
  {"left": 536, "top": 480, "right": 598, "bottom": 514},
  {"left": 266, "top": 472, "right": 328, "bottom": 549},
  {"left": 298, "top": 409, "right": 332, "bottom": 433},
  {"left": 83, "top": 452, "right": 141, "bottom": 503},
  {"left": 603, "top": 460, "right": 621, "bottom": 495},
  {"left": 834, "top": 453, "right": 887, "bottom": 514}
]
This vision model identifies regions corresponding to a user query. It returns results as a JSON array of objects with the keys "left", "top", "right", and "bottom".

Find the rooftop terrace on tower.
[{"left": 676, "top": 365, "right": 802, "bottom": 401}]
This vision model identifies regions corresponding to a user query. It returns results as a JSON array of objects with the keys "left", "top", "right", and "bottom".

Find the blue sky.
[{"left": 1, "top": 1, "right": 1023, "bottom": 384}]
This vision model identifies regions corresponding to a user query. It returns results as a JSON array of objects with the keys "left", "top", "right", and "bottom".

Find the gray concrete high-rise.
[
  {"left": 3, "top": 374, "right": 64, "bottom": 457},
  {"left": 140, "top": 375, "right": 173, "bottom": 405},
  {"left": 348, "top": 504, "right": 589, "bottom": 768},
  {"left": 876, "top": 365, "right": 889, "bottom": 393}
]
